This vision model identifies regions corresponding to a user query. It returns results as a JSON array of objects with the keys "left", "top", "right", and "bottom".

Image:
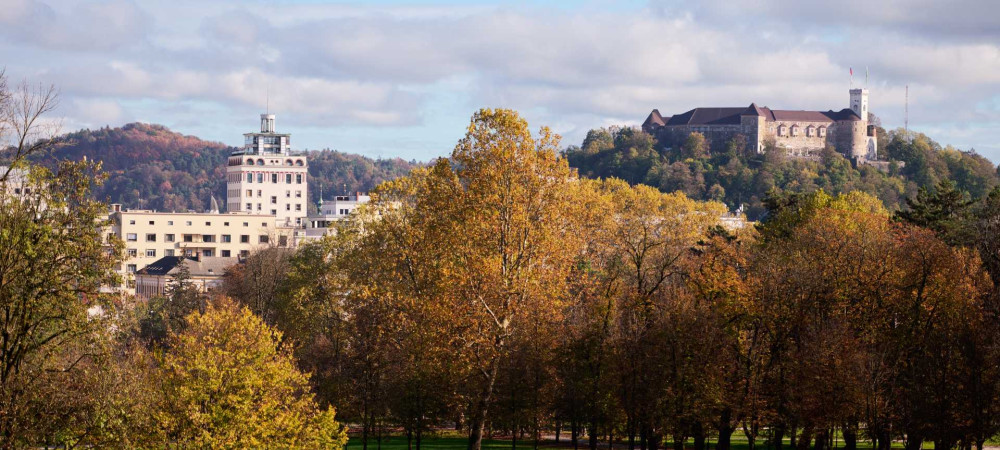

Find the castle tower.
[
  {"left": 850, "top": 88, "right": 869, "bottom": 121},
  {"left": 225, "top": 113, "right": 309, "bottom": 227}
]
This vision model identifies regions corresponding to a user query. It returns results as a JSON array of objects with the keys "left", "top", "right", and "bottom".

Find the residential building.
[
  {"left": 303, "top": 192, "right": 371, "bottom": 240},
  {"left": 107, "top": 206, "right": 298, "bottom": 291}
]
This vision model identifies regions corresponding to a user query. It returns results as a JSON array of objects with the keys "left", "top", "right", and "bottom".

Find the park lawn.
[{"left": 346, "top": 432, "right": 941, "bottom": 450}]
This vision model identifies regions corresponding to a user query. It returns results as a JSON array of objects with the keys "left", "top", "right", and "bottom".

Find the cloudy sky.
[{"left": 2, "top": 0, "right": 998, "bottom": 163}]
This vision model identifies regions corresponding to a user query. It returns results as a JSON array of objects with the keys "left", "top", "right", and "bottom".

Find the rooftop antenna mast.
[{"left": 905, "top": 85, "right": 909, "bottom": 141}]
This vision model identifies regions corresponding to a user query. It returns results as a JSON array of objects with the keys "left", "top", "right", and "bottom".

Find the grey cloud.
[{"left": 0, "top": 0, "right": 149, "bottom": 51}]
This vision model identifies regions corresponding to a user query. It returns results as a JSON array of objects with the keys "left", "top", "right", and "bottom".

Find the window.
[
  {"left": 271, "top": 196, "right": 277, "bottom": 204},
  {"left": 272, "top": 174, "right": 278, "bottom": 183},
  {"left": 295, "top": 190, "right": 302, "bottom": 198},
  {"left": 246, "top": 203, "right": 252, "bottom": 211},
  {"left": 201, "top": 235, "right": 214, "bottom": 243},
  {"left": 819, "top": 127, "right": 827, "bottom": 137},
  {"left": 778, "top": 125, "right": 787, "bottom": 136},
  {"left": 286, "top": 204, "right": 291, "bottom": 211},
  {"left": 165, "top": 249, "right": 175, "bottom": 257},
  {"left": 295, "top": 160, "right": 303, "bottom": 166},
  {"left": 296, "top": 174, "right": 302, "bottom": 184},
  {"left": 221, "top": 234, "right": 232, "bottom": 243},
  {"left": 148, "top": 220, "right": 155, "bottom": 225},
  {"left": 127, "top": 264, "right": 137, "bottom": 273},
  {"left": 127, "top": 249, "right": 137, "bottom": 257},
  {"left": 205, "top": 221, "right": 211, "bottom": 226},
  {"left": 257, "top": 203, "right": 262, "bottom": 210},
  {"left": 224, "top": 222, "right": 229, "bottom": 226},
  {"left": 247, "top": 173, "right": 253, "bottom": 183},
  {"left": 279, "top": 235, "right": 288, "bottom": 247},
  {"left": 262, "top": 222, "right": 268, "bottom": 227},
  {"left": 240, "top": 235, "right": 250, "bottom": 243},
  {"left": 129, "top": 220, "right": 135, "bottom": 225},
  {"left": 270, "top": 209, "right": 277, "bottom": 215},
  {"left": 790, "top": 125, "right": 799, "bottom": 136},
  {"left": 202, "top": 249, "right": 214, "bottom": 257},
  {"left": 257, "top": 173, "right": 264, "bottom": 183},
  {"left": 186, "top": 221, "right": 192, "bottom": 226},
  {"left": 165, "top": 234, "right": 175, "bottom": 242},
  {"left": 221, "top": 250, "right": 231, "bottom": 257},
  {"left": 259, "top": 235, "right": 269, "bottom": 244},
  {"left": 257, "top": 190, "right": 262, "bottom": 197},
  {"left": 257, "top": 159, "right": 264, "bottom": 165},
  {"left": 295, "top": 204, "right": 301, "bottom": 211},
  {"left": 246, "top": 190, "right": 253, "bottom": 197},
  {"left": 286, "top": 174, "right": 292, "bottom": 184},
  {"left": 183, "top": 234, "right": 193, "bottom": 243},
  {"left": 243, "top": 222, "right": 249, "bottom": 227},
  {"left": 167, "top": 220, "right": 174, "bottom": 225},
  {"left": 126, "top": 233, "right": 137, "bottom": 242},
  {"left": 286, "top": 190, "right": 291, "bottom": 198},
  {"left": 146, "top": 233, "right": 156, "bottom": 242},
  {"left": 145, "top": 249, "right": 156, "bottom": 257},
  {"left": 240, "top": 250, "right": 250, "bottom": 258}
]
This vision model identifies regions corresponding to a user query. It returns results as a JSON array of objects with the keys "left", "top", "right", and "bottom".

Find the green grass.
[{"left": 345, "top": 432, "right": 944, "bottom": 450}]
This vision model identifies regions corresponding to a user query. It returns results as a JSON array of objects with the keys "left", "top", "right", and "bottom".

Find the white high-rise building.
[{"left": 226, "top": 114, "right": 309, "bottom": 227}]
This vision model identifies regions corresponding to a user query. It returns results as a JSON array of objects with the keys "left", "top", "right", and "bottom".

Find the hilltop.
[
  {"left": 28, "top": 123, "right": 420, "bottom": 213},
  {"left": 565, "top": 126, "right": 1000, "bottom": 220}
]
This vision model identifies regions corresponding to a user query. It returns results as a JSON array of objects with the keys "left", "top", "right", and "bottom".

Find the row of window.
[
  {"left": 124, "top": 233, "right": 266, "bottom": 244},
  {"left": 243, "top": 202, "right": 302, "bottom": 212},
  {"left": 126, "top": 219, "right": 268, "bottom": 228},
  {"left": 244, "top": 173, "right": 304, "bottom": 184},
  {"left": 777, "top": 124, "right": 827, "bottom": 138},
  {"left": 244, "top": 158, "right": 303, "bottom": 166},
  {"left": 244, "top": 190, "right": 303, "bottom": 199},
  {"left": 126, "top": 247, "right": 250, "bottom": 259}
]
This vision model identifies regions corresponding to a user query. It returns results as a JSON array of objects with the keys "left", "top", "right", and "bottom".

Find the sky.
[{"left": 1, "top": 0, "right": 998, "bottom": 163}]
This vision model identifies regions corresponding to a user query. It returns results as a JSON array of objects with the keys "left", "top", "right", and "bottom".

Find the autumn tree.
[{"left": 156, "top": 297, "right": 347, "bottom": 448}]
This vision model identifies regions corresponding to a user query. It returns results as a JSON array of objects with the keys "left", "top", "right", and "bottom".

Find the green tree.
[{"left": 157, "top": 297, "right": 347, "bottom": 448}]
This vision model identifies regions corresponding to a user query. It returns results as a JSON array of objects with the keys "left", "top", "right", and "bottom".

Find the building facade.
[
  {"left": 303, "top": 192, "right": 371, "bottom": 239},
  {"left": 106, "top": 206, "right": 299, "bottom": 291},
  {"left": 135, "top": 256, "right": 237, "bottom": 300},
  {"left": 225, "top": 114, "right": 309, "bottom": 227},
  {"left": 642, "top": 88, "right": 878, "bottom": 161}
]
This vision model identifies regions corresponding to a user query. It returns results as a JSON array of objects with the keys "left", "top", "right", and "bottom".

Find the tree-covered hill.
[
  {"left": 565, "top": 126, "right": 1000, "bottom": 219},
  {"left": 27, "top": 123, "right": 420, "bottom": 212}
]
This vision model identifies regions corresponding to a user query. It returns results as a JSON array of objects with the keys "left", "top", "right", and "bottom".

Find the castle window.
[
  {"left": 778, "top": 125, "right": 787, "bottom": 136},
  {"left": 818, "top": 127, "right": 827, "bottom": 137},
  {"left": 806, "top": 126, "right": 815, "bottom": 137},
  {"left": 790, "top": 125, "right": 799, "bottom": 136}
]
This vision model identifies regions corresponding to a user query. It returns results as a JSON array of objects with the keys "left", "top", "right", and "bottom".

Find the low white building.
[
  {"left": 302, "top": 192, "right": 371, "bottom": 240},
  {"left": 135, "top": 256, "right": 237, "bottom": 300}
]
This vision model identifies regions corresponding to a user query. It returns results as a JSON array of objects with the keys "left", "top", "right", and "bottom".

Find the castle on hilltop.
[{"left": 642, "top": 88, "right": 879, "bottom": 161}]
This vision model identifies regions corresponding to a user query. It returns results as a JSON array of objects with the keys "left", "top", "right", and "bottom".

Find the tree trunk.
[
  {"left": 589, "top": 422, "right": 598, "bottom": 450},
  {"left": 650, "top": 431, "right": 661, "bottom": 450},
  {"left": 796, "top": 427, "right": 813, "bottom": 450},
  {"left": 572, "top": 421, "right": 579, "bottom": 450},
  {"left": 842, "top": 426, "right": 857, "bottom": 450},
  {"left": 673, "top": 432, "right": 685, "bottom": 450},
  {"left": 813, "top": 429, "right": 827, "bottom": 450},
  {"left": 904, "top": 433, "right": 923, "bottom": 450},
  {"left": 773, "top": 425, "right": 786, "bottom": 450},
  {"left": 717, "top": 424, "right": 734, "bottom": 450},
  {"left": 468, "top": 362, "right": 500, "bottom": 450},
  {"left": 557, "top": 421, "right": 562, "bottom": 443},
  {"left": 693, "top": 425, "right": 706, "bottom": 450}
]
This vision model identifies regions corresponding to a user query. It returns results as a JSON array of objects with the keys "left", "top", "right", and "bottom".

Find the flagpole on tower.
[{"left": 850, "top": 67, "right": 854, "bottom": 89}]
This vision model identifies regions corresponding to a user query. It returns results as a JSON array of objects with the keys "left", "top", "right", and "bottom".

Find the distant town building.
[
  {"left": 226, "top": 114, "right": 309, "bottom": 227},
  {"left": 135, "top": 256, "right": 237, "bottom": 300},
  {"left": 106, "top": 206, "right": 299, "bottom": 291},
  {"left": 642, "top": 88, "right": 879, "bottom": 162},
  {"left": 104, "top": 113, "right": 371, "bottom": 295},
  {"left": 303, "top": 192, "right": 371, "bottom": 240}
]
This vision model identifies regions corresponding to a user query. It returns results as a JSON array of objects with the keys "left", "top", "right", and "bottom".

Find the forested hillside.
[
  {"left": 565, "top": 126, "right": 1000, "bottom": 219},
  {"left": 28, "top": 123, "right": 419, "bottom": 212}
]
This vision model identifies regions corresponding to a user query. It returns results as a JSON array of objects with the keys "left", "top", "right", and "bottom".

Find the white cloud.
[{"left": 0, "top": 0, "right": 997, "bottom": 162}]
